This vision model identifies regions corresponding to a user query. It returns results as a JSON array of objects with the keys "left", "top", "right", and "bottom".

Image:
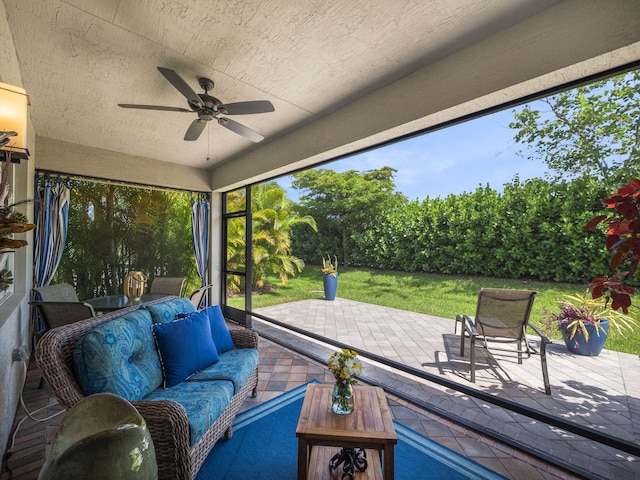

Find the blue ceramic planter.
[
  {"left": 323, "top": 273, "right": 338, "bottom": 301},
  {"left": 560, "top": 320, "right": 608, "bottom": 356}
]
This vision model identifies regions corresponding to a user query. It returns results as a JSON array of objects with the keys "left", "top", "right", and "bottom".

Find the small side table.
[{"left": 296, "top": 384, "right": 397, "bottom": 480}]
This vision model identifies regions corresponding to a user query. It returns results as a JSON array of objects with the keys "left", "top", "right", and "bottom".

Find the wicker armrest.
[
  {"left": 130, "top": 400, "right": 192, "bottom": 480},
  {"left": 230, "top": 329, "right": 259, "bottom": 349},
  {"left": 34, "top": 303, "right": 149, "bottom": 410}
]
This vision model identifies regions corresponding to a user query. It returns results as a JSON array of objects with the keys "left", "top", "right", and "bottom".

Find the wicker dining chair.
[{"left": 458, "top": 288, "right": 551, "bottom": 395}]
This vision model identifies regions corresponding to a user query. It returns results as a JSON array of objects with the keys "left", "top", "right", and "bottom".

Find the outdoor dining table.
[{"left": 85, "top": 293, "right": 170, "bottom": 313}]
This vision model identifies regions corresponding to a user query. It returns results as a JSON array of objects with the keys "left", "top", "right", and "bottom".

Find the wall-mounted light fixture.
[{"left": 0, "top": 82, "right": 30, "bottom": 162}]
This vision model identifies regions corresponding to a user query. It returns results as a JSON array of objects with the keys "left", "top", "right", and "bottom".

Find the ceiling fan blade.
[
  {"left": 218, "top": 117, "right": 264, "bottom": 143},
  {"left": 118, "top": 104, "right": 192, "bottom": 112},
  {"left": 222, "top": 100, "right": 275, "bottom": 115},
  {"left": 157, "top": 67, "right": 203, "bottom": 107},
  {"left": 184, "top": 119, "right": 207, "bottom": 141}
]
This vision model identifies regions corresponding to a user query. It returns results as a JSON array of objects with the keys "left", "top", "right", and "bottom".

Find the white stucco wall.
[
  {"left": 35, "top": 136, "right": 211, "bottom": 193},
  {"left": 0, "top": 0, "right": 38, "bottom": 458}
]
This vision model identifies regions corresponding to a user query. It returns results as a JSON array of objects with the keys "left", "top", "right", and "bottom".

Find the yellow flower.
[{"left": 327, "top": 349, "right": 363, "bottom": 386}]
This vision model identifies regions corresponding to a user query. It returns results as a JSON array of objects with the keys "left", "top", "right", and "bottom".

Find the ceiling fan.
[{"left": 118, "top": 67, "right": 274, "bottom": 142}]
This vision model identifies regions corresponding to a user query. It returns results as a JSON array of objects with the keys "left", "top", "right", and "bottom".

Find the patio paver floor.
[{"left": 254, "top": 297, "right": 640, "bottom": 479}]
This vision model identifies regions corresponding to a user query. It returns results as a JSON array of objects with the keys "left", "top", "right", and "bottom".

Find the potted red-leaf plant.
[
  {"left": 541, "top": 178, "right": 640, "bottom": 356},
  {"left": 584, "top": 178, "right": 640, "bottom": 314}
]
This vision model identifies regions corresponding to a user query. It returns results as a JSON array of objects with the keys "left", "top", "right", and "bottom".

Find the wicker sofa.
[{"left": 36, "top": 296, "right": 259, "bottom": 480}]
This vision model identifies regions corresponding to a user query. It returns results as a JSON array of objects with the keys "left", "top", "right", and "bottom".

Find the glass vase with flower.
[{"left": 327, "top": 349, "right": 363, "bottom": 415}]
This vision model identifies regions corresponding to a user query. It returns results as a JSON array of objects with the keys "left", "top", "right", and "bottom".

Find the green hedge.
[{"left": 295, "top": 176, "right": 619, "bottom": 284}]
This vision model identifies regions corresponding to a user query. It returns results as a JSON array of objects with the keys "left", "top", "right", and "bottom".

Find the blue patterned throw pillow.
[
  {"left": 73, "top": 309, "right": 163, "bottom": 400},
  {"left": 145, "top": 297, "right": 196, "bottom": 324},
  {"left": 152, "top": 310, "right": 220, "bottom": 388}
]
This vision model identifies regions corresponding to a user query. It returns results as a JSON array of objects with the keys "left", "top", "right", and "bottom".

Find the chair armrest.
[
  {"left": 82, "top": 302, "right": 95, "bottom": 314},
  {"left": 460, "top": 314, "right": 478, "bottom": 336},
  {"left": 526, "top": 322, "right": 551, "bottom": 344},
  {"left": 30, "top": 300, "right": 92, "bottom": 307},
  {"left": 230, "top": 329, "right": 259, "bottom": 349}
]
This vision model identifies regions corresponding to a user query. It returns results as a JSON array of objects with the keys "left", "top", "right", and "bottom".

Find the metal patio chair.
[
  {"left": 30, "top": 283, "right": 96, "bottom": 388},
  {"left": 459, "top": 288, "right": 551, "bottom": 395},
  {"left": 31, "top": 283, "right": 96, "bottom": 336},
  {"left": 149, "top": 276, "right": 186, "bottom": 296},
  {"left": 31, "top": 301, "right": 95, "bottom": 331},
  {"left": 189, "top": 284, "right": 212, "bottom": 309}
]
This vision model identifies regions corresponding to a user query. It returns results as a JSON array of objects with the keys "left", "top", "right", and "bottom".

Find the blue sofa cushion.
[
  {"left": 188, "top": 348, "right": 259, "bottom": 393},
  {"left": 145, "top": 297, "right": 196, "bottom": 324},
  {"left": 205, "top": 305, "right": 235, "bottom": 353},
  {"left": 143, "top": 380, "right": 234, "bottom": 446},
  {"left": 152, "top": 311, "right": 219, "bottom": 388},
  {"left": 73, "top": 309, "right": 162, "bottom": 400}
]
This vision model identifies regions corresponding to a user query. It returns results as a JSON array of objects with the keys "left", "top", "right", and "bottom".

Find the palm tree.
[
  {"left": 226, "top": 182, "right": 317, "bottom": 292},
  {"left": 225, "top": 215, "right": 247, "bottom": 294}
]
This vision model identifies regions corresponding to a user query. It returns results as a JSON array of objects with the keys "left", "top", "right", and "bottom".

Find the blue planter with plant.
[
  {"left": 544, "top": 292, "right": 635, "bottom": 357},
  {"left": 560, "top": 319, "right": 609, "bottom": 356},
  {"left": 323, "top": 273, "right": 338, "bottom": 301},
  {"left": 322, "top": 255, "right": 338, "bottom": 301}
]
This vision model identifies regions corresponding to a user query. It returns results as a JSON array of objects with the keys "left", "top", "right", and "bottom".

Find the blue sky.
[{"left": 278, "top": 105, "right": 550, "bottom": 202}]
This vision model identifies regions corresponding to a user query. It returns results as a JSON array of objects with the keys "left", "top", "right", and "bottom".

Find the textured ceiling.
[{"left": 3, "top": 0, "right": 561, "bottom": 170}]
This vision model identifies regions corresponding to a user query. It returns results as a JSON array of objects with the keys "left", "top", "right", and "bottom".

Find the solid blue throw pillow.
[
  {"left": 152, "top": 311, "right": 219, "bottom": 388},
  {"left": 205, "top": 305, "right": 235, "bottom": 354}
]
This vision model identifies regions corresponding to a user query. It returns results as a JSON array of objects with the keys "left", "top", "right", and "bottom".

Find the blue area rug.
[{"left": 196, "top": 382, "right": 507, "bottom": 479}]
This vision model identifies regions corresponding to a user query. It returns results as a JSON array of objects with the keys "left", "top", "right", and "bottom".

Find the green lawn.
[{"left": 229, "top": 266, "right": 640, "bottom": 357}]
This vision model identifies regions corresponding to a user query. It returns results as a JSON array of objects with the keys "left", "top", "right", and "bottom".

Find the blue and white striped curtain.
[
  {"left": 191, "top": 193, "right": 210, "bottom": 292},
  {"left": 33, "top": 173, "right": 71, "bottom": 288}
]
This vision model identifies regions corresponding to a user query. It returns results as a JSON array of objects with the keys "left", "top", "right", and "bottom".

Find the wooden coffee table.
[{"left": 296, "top": 384, "right": 397, "bottom": 480}]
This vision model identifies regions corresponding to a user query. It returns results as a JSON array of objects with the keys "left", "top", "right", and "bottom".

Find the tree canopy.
[
  {"left": 291, "top": 166, "right": 407, "bottom": 266},
  {"left": 54, "top": 180, "right": 198, "bottom": 300},
  {"left": 510, "top": 69, "right": 640, "bottom": 187}
]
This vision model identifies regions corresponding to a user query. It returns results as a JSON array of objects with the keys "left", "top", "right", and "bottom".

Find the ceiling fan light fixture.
[
  {"left": 197, "top": 109, "right": 215, "bottom": 121},
  {"left": 118, "top": 67, "right": 274, "bottom": 142}
]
